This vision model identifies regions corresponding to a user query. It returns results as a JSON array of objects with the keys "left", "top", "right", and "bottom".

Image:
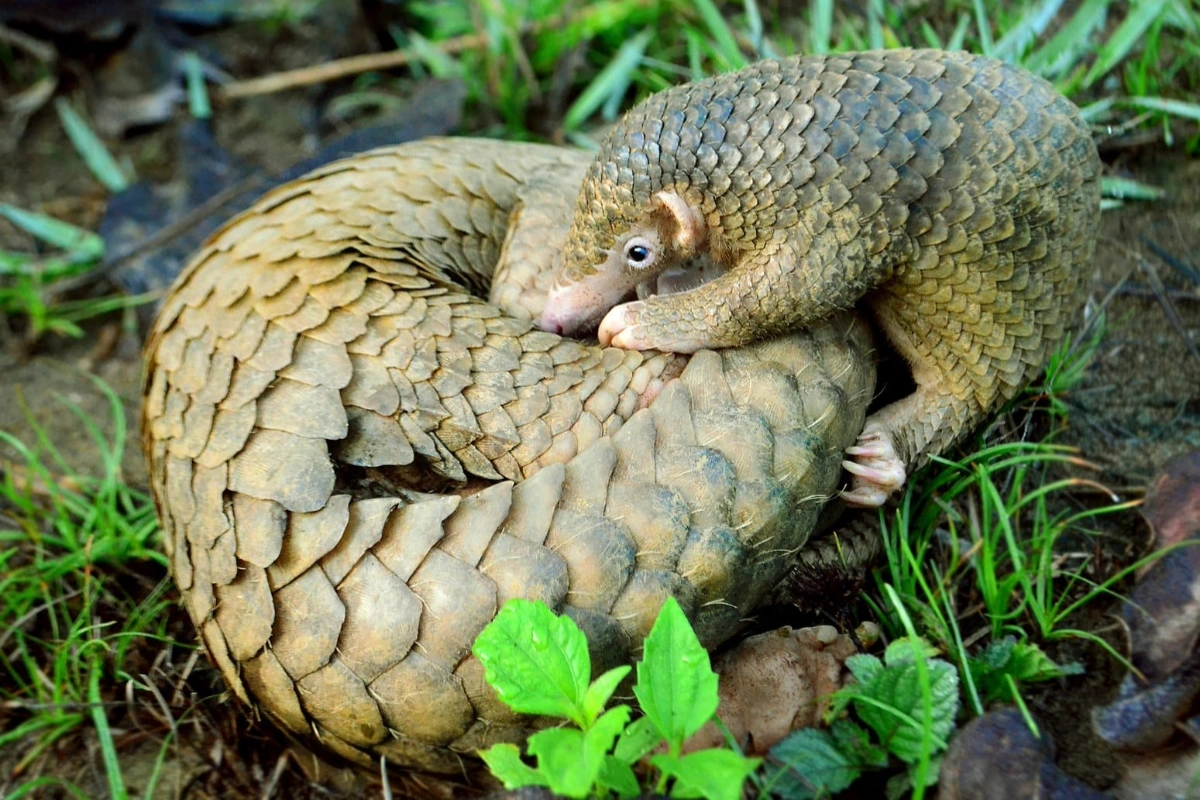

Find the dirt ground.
[{"left": 1, "top": 11, "right": 1198, "bottom": 800}]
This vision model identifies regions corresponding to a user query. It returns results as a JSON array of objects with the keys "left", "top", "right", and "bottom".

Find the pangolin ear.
[{"left": 652, "top": 191, "right": 705, "bottom": 254}]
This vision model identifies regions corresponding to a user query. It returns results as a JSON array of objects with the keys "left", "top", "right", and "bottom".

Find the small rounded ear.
[{"left": 652, "top": 191, "right": 706, "bottom": 254}]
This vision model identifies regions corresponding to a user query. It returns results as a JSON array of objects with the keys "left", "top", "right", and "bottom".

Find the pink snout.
[{"left": 539, "top": 284, "right": 609, "bottom": 339}]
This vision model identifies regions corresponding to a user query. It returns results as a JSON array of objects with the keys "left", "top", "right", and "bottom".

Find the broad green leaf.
[
  {"left": 526, "top": 729, "right": 599, "bottom": 798},
  {"left": 768, "top": 728, "right": 862, "bottom": 799},
  {"left": 651, "top": 749, "right": 761, "bottom": 800},
  {"left": 634, "top": 597, "right": 719, "bottom": 752},
  {"left": 844, "top": 652, "right": 884, "bottom": 684},
  {"left": 477, "top": 743, "right": 550, "bottom": 790},
  {"left": 527, "top": 706, "right": 630, "bottom": 798},
  {"left": 55, "top": 99, "right": 130, "bottom": 193},
  {"left": 597, "top": 754, "right": 641, "bottom": 798},
  {"left": 968, "top": 637, "right": 1081, "bottom": 702},
  {"left": 830, "top": 719, "right": 889, "bottom": 768},
  {"left": 0, "top": 204, "right": 104, "bottom": 261},
  {"left": 613, "top": 714, "right": 662, "bottom": 764},
  {"left": 883, "top": 637, "right": 940, "bottom": 666},
  {"left": 473, "top": 599, "right": 591, "bottom": 725},
  {"left": 582, "top": 665, "right": 632, "bottom": 726},
  {"left": 850, "top": 657, "right": 959, "bottom": 763},
  {"left": 1008, "top": 642, "right": 1082, "bottom": 682}
]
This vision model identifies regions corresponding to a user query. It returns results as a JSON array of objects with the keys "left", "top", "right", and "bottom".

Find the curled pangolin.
[{"left": 141, "top": 137, "right": 876, "bottom": 772}]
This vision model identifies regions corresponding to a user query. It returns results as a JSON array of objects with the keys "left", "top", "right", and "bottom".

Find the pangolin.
[
  {"left": 141, "top": 138, "right": 876, "bottom": 773},
  {"left": 540, "top": 48, "right": 1102, "bottom": 506}
]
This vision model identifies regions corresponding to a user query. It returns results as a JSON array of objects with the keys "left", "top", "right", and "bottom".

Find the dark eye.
[{"left": 623, "top": 237, "right": 655, "bottom": 269}]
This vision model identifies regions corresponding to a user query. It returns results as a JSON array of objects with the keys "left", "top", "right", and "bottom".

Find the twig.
[
  {"left": 220, "top": 26, "right": 513, "bottom": 100},
  {"left": 1110, "top": 284, "right": 1198, "bottom": 302},
  {"left": 1142, "top": 235, "right": 1200, "bottom": 286},
  {"left": 54, "top": 170, "right": 271, "bottom": 295}
]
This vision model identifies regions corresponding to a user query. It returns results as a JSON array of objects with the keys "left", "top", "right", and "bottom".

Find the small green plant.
[
  {"left": 0, "top": 204, "right": 152, "bottom": 344},
  {"left": 766, "top": 635, "right": 959, "bottom": 800},
  {"left": 966, "top": 635, "right": 1082, "bottom": 707},
  {"left": 473, "top": 597, "right": 761, "bottom": 799}
]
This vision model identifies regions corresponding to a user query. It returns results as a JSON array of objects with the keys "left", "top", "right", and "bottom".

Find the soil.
[{"left": 0, "top": 8, "right": 1197, "bottom": 800}]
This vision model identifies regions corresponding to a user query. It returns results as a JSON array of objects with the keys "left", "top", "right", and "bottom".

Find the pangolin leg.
[{"left": 840, "top": 295, "right": 982, "bottom": 507}]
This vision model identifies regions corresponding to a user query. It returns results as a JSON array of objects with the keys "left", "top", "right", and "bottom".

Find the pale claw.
[
  {"left": 598, "top": 302, "right": 648, "bottom": 350},
  {"left": 840, "top": 425, "right": 906, "bottom": 508}
]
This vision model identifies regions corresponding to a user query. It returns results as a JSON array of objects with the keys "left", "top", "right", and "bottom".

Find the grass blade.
[
  {"left": 563, "top": 28, "right": 653, "bottom": 130},
  {"left": 866, "top": 0, "right": 885, "bottom": 50},
  {"left": 743, "top": 0, "right": 765, "bottom": 56},
  {"left": 88, "top": 653, "right": 129, "bottom": 800},
  {"left": 54, "top": 99, "right": 130, "bottom": 193},
  {"left": 972, "top": 0, "right": 995, "bottom": 56},
  {"left": 1023, "top": 0, "right": 1111, "bottom": 78},
  {"left": 1118, "top": 95, "right": 1200, "bottom": 123},
  {"left": 992, "top": 0, "right": 1066, "bottom": 63},
  {"left": 1081, "top": 0, "right": 1165, "bottom": 88},
  {"left": 691, "top": 0, "right": 747, "bottom": 70},
  {"left": 0, "top": 204, "right": 104, "bottom": 261},
  {"left": 947, "top": 12, "right": 972, "bottom": 51},
  {"left": 1102, "top": 175, "right": 1166, "bottom": 201},
  {"left": 182, "top": 52, "right": 212, "bottom": 119},
  {"left": 810, "top": 0, "right": 833, "bottom": 54}
]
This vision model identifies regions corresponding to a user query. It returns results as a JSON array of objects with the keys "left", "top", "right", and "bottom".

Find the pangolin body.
[
  {"left": 141, "top": 138, "right": 875, "bottom": 773},
  {"left": 541, "top": 48, "right": 1103, "bottom": 505}
]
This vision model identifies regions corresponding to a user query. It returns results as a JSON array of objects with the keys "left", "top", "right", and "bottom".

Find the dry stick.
[{"left": 219, "top": 22, "right": 547, "bottom": 100}]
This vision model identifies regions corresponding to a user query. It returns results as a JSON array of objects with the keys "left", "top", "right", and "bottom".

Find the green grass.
[
  {"left": 0, "top": 381, "right": 175, "bottom": 796},
  {"left": 865, "top": 322, "right": 1148, "bottom": 720},
  {"left": 0, "top": 204, "right": 152, "bottom": 346},
  {"left": 378, "top": 0, "right": 1200, "bottom": 144}
]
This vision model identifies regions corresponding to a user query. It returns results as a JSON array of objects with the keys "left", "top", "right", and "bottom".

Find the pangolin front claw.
[
  {"left": 598, "top": 301, "right": 647, "bottom": 349},
  {"left": 840, "top": 425, "right": 906, "bottom": 507}
]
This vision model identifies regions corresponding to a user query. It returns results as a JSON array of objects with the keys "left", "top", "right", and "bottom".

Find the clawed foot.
[
  {"left": 840, "top": 424, "right": 906, "bottom": 508},
  {"left": 598, "top": 301, "right": 709, "bottom": 353},
  {"left": 598, "top": 301, "right": 649, "bottom": 349}
]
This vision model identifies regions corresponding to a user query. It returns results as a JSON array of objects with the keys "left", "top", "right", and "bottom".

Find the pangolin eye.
[{"left": 623, "top": 237, "right": 655, "bottom": 269}]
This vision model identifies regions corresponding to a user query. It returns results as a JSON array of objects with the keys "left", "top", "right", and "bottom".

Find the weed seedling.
[{"left": 473, "top": 597, "right": 760, "bottom": 799}]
